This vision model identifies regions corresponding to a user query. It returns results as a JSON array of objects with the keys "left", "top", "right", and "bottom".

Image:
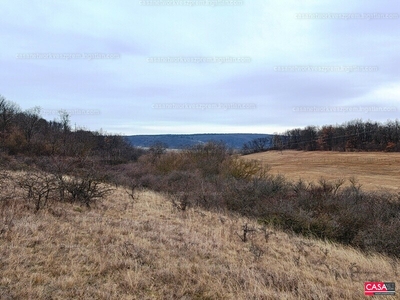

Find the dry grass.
[
  {"left": 243, "top": 150, "right": 400, "bottom": 192},
  {"left": 1, "top": 179, "right": 399, "bottom": 299}
]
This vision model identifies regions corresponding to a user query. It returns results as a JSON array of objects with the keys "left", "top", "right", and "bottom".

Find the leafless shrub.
[
  {"left": 317, "top": 178, "right": 345, "bottom": 197},
  {"left": 186, "top": 142, "right": 231, "bottom": 177},
  {"left": 65, "top": 172, "right": 113, "bottom": 208},
  {"left": 348, "top": 176, "right": 362, "bottom": 196},
  {"left": 333, "top": 178, "right": 346, "bottom": 195},
  {"left": 237, "top": 223, "right": 256, "bottom": 243},
  {"left": 220, "top": 156, "right": 270, "bottom": 180},
  {"left": 292, "top": 179, "right": 311, "bottom": 196},
  {"left": 46, "top": 156, "right": 76, "bottom": 201},
  {"left": 17, "top": 170, "right": 57, "bottom": 211},
  {"left": 260, "top": 226, "right": 275, "bottom": 243},
  {"left": 125, "top": 180, "right": 139, "bottom": 201}
]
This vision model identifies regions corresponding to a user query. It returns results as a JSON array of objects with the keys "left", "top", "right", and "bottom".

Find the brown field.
[
  {"left": 1, "top": 180, "right": 399, "bottom": 299},
  {"left": 243, "top": 150, "right": 400, "bottom": 192}
]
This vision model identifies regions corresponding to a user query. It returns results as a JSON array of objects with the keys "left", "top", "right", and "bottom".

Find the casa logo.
[{"left": 364, "top": 282, "right": 395, "bottom": 296}]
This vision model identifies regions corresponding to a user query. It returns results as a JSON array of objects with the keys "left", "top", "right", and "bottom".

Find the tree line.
[
  {"left": 243, "top": 119, "right": 400, "bottom": 153},
  {"left": 0, "top": 95, "right": 143, "bottom": 162}
]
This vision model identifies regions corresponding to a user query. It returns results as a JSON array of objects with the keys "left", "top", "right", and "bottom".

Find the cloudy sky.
[{"left": 1, "top": 0, "right": 399, "bottom": 134}]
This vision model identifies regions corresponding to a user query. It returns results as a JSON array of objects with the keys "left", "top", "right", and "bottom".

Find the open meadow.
[
  {"left": 243, "top": 150, "right": 400, "bottom": 193},
  {"left": 1, "top": 178, "right": 399, "bottom": 299}
]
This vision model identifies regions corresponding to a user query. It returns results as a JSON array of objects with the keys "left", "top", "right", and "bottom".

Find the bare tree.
[
  {"left": 149, "top": 141, "right": 167, "bottom": 163},
  {"left": 58, "top": 110, "right": 71, "bottom": 155},
  {"left": 17, "top": 106, "right": 42, "bottom": 144},
  {"left": 272, "top": 134, "right": 283, "bottom": 153},
  {"left": 0, "top": 95, "right": 20, "bottom": 133},
  {"left": 242, "top": 137, "right": 271, "bottom": 154}
]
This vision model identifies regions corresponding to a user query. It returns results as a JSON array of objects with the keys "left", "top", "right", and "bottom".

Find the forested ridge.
[
  {"left": 278, "top": 120, "right": 400, "bottom": 152},
  {"left": 0, "top": 95, "right": 143, "bottom": 162},
  {"left": 244, "top": 119, "right": 400, "bottom": 154}
]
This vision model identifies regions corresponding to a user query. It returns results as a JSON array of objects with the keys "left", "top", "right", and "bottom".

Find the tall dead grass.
[{"left": 1, "top": 183, "right": 398, "bottom": 299}]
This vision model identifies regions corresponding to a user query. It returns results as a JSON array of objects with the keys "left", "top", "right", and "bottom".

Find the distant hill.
[{"left": 125, "top": 133, "right": 273, "bottom": 150}]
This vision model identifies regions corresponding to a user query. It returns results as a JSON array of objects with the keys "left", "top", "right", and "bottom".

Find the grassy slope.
[
  {"left": 244, "top": 150, "right": 400, "bottom": 192},
  {"left": 1, "top": 185, "right": 399, "bottom": 299}
]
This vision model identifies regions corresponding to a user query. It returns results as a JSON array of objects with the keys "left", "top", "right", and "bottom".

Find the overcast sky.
[{"left": 1, "top": 0, "right": 399, "bottom": 134}]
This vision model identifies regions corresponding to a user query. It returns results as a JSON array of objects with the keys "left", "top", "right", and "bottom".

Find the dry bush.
[
  {"left": 45, "top": 156, "right": 114, "bottom": 207},
  {"left": 222, "top": 176, "right": 289, "bottom": 217},
  {"left": 149, "top": 151, "right": 192, "bottom": 174},
  {"left": 264, "top": 179, "right": 400, "bottom": 257},
  {"left": 39, "top": 156, "right": 78, "bottom": 201},
  {"left": 17, "top": 170, "right": 58, "bottom": 211},
  {"left": 185, "top": 142, "right": 231, "bottom": 177},
  {"left": 64, "top": 170, "right": 113, "bottom": 208},
  {"left": 12, "top": 157, "right": 114, "bottom": 210},
  {"left": 220, "top": 156, "right": 270, "bottom": 180},
  {"left": 102, "top": 162, "right": 153, "bottom": 188}
]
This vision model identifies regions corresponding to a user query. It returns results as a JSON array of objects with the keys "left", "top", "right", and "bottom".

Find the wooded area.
[
  {"left": 0, "top": 95, "right": 143, "bottom": 162},
  {"left": 282, "top": 120, "right": 400, "bottom": 151},
  {"left": 260, "top": 120, "right": 400, "bottom": 153}
]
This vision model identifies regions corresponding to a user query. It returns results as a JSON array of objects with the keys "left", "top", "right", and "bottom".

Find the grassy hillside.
[
  {"left": 244, "top": 150, "right": 400, "bottom": 192},
  {"left": 1, "top": 182, "right": 398, "bottom": 299}
]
